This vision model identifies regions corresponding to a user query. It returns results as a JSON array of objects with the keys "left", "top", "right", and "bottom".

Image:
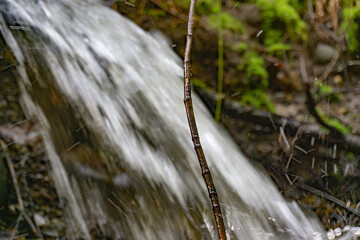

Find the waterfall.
[{"left": 0, "top": 0, "right": 328, "bottom": 239}]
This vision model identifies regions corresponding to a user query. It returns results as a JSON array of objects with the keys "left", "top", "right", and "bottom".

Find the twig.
[
  {"left": 304, "top": 81, "right": 342, "bottom": 135},
  {"left": 148, "top": 0, "right": 187, "bottom": 21},
  {"left": 0, "top": 140, "right": 43, "bottom": 238},
  {"left": 306, "top": 0, "right": 315, "bottom": 24},
  {"left": 298, "top": 183, "right": 360, "bottom": 217},
  {"left": 299, "top": 46, "right": 342, "bottom": 135},
  {"left": 284, "top": 173, "right": 299, "bottom": 185},
  {"left": 1, "top": 140, "right": 24, "bottom": 210},
  {"left": 348, "top": 60, "right": 360, "bottom": 66},
  {"left": 183, "top": 1, "right": 227, "bottom": 239},
  {"left": 315, "top": 86, "right": 360, "bottom": 103},
  {"left": 319, "top": 46, "right": 341, "bottom": 81}
]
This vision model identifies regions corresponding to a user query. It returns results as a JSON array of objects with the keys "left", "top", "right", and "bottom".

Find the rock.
[
  {"left": 332, "top": 75, "right": 343, "bottom": 86},
  {"left": 34, "top": 213, "right": 47, "bottom": 227},
  {"left": 314, "top": 43, "right": 335, "bottom": 63},
  {"left": 8, "top": 204, "right": 16, "bottom": 214},
  {"left": 275, "top": 103, "right": 299, "bottom": 117}
]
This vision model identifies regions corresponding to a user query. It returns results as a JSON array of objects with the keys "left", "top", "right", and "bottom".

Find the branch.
[
  {"left": 304, "top": 82, "right": 342, "bottom": 135},
  {"left": 0, "top": 140, "right": 43, "bottom": 238},
  {"left": 299, "top": 46, "right": 343, "bottom": 136},
  {"left": 183, "top": 1, "right": 227, "bottom": 239},
  {"left": 298, "top": 183, "right": 360, "bottom": 217},
  {"left": 318, "top": 46, "right": 341, "bottom": 82},
  {"left": 148, "top": 0, "right": 187, "bottom": 21},
  {"left": 315, "top": 86, "right": 360, "bottom": 104}
]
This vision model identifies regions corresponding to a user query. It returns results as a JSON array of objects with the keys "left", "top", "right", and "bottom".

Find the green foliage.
[
  {"left": 145, "top": 9, "right": 166, "bottom": 17},
  {"left": 237, "top": 49, "right": 268, "bottom": 88},
  {"left": 191, "top": 78, "right": 211, "bottom": 89},
  {"left": 231, "top": 42, "right": 247, "bottom": 52},
  {"left": 314, "top": 80, "right": 340, "bottom": 102},
  {"left": 315, "top": 80, "right": 334, "bottom": 95},
  {"left": 254, "top": 0, "right": 307, "bottom": 53},
  {"left": 233, "top": 42, "right": 273, "bottom": 110},
  {"left": 240, "top": 89, "right": 275, "bottom": 112},
  {"left": 317, "top": 109, "right": 351, "bottom": 134},
  {"left": 342, "top": 0, "right": 360, "bottom": 52},
  {"left": 209, "top": 12, "right": 244, "bottom": 33},
  {"left": 331, "top": 172, "right": 343, "bottom": 181},
  {"left": 345, "top": 152, "right": 356, "bottom": 160},
  {"left": 266, "top": 43, "right": 291, "bottom": 54},
  {"left": 196, "top": 0, "right": 220, "bottom": 14},
  {"left": 174, "top": 0, "right": 220, "bottom": 14}
]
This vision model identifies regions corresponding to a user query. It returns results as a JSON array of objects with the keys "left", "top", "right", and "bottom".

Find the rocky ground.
[{"left": 0, "top": 69, "right": 66, "bottom": 239}]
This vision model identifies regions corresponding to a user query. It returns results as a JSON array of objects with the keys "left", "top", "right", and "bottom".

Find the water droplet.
[
  {"left": 327, "top": 229, "right": 335, "bottom": 240},
  {"left": 334, "top": 227, "right": 341, "bottom": 236}
]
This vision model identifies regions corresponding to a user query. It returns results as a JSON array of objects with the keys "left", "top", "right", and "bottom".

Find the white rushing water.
[{"left": 0, "top": 0, "right": 347, "bottom": 239}]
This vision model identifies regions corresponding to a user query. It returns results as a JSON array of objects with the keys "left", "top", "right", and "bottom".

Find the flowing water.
[{"left": 0, "top": 0, "right": 342, "bottom": 239}]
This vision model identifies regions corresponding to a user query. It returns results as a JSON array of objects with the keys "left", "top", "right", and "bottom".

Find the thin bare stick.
[
  {"left": 299, "top": 47, "right": 342, "bottom": 136},
  {"left": 319, "top": 46, "right": 341, "bottom": 82},
  {"left": 0, "top": 140, "right": 43, "bottom": 238},
  {"left": 298, "top": 183, "right": 360, "bottom": 217},
  {"left": 0, "top": 140, "right": 24, "bottom": 210},
  {"left": 148, "top": 0, "right": 187, "bottom": 21},
  {"left": 183, "top": 1, "right": 227, "bottom": 239},
  {"left": 315, "top": 86, "right": 360, "bottom": 103}
]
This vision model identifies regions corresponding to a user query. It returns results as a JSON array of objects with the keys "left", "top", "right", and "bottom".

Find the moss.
[
  {"left": 331, "top": 172, "right": 343, "bottom": 182},
  {"left": 209, "top": 12, "right": 244, "bottom": 33},
  {"left": 231, "top": 42, "right": 247, "bottom": 52},
  {"left": 240, "top": 89, "right": 275, "bottom": 112},
  {"left": 237, "top": 50, "right": 268, "bottom": 88},
  {"left": 314, "top": 80, "right": 340, "bottom": 102},
  {"left": 266, "top": 43, "right": 291, "bottom": 55},
  {"left": 342, "top": 0, "right": 360, "bottom": 52},
  {"left": 254, "top": 0, "right": 307, "bottom": 54},
  {"left": 197, "top": 0, "right": 220, "bottom": 14},
  {"left": 192, "top": 78, "right": 211, "bottom": 89},
  {"left": 317, "top": 109, "right": 351, "bottom": 134},
  {"left": 233, "top": 42, "right": 273, "bottom": 110},
  {"left": 145, "top": 9, "right": 166, "bottom": 17}
]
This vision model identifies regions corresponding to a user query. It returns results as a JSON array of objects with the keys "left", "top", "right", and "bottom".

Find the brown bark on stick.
[{"left": 183, "top": 1, "right": 227, "bottom": 239}]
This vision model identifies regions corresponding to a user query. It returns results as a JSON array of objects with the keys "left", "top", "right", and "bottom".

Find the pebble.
[
  {"left": 314, "top": 43, "right": 336, "bottom": 63},
  {"left": 332, "top": 75, "right": 343, "bottom": 86},
  {"left": 34, "top": 213, "right": 47, "bottom": 226}
]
